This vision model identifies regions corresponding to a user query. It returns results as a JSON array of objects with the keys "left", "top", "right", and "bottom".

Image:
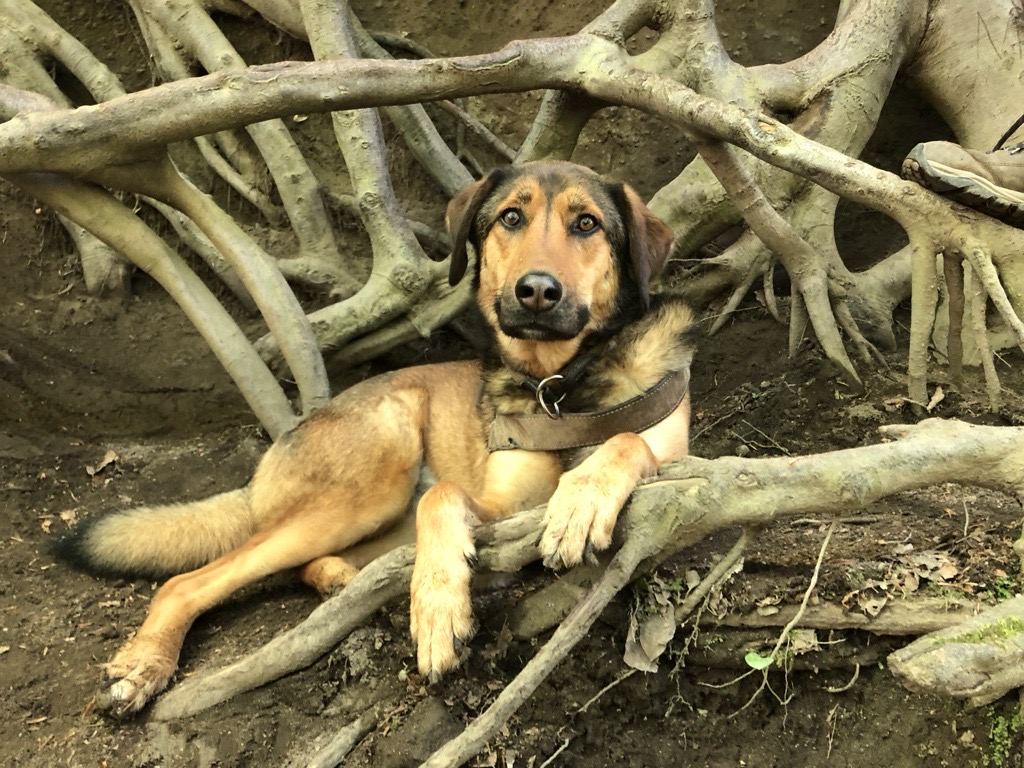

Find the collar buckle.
[{"left": 535, "top": 374, "right": 566, "bottom": 418}]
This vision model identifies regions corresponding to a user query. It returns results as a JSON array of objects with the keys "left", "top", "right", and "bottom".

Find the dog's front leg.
[
  {"left": 540, "top": 432, "right": 658, "bottom": 570},
  {"left": 410, "top": 482, "right": 479, "bottom": 680}
]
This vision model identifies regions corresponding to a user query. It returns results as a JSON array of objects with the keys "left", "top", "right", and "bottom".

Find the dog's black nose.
[{"left": 515, "top": 272, "right": 563, "bottom": 313}]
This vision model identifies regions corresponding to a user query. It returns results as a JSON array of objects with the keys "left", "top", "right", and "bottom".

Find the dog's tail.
[{"left": 53, "top": 488, "right": 255, "bottom": 579}]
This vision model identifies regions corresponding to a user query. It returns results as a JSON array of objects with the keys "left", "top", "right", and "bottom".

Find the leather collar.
[{"left": 487, "top": 368, "right": 690, "bottom": 452}]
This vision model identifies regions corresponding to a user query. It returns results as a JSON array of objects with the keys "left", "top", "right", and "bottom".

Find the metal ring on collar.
[{"left": 535, "top": 374, "right": 566, "bottom": 418}]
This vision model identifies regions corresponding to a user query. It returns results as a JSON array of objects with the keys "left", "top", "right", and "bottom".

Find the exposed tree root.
[
  {"left": 8, "top": 13, "right": 1022, "bottom": 407},
  {"left": 422, "top": 535, "right": 651, "bottom": 768},
  {"left": 130, "top": 0, "right": 356, "bottom": 295},
  {"left": 7, "top": 171, "right": 299, "bottom": 436},
  {"left": 284, "top": 704, "right": 382, "bottom": 768},
  {"left": 0, "top": 0, "right": 130, "bottom": 297},
  {"left": 707, "top": 595, "right": 985, "bottom": 635},
  {"left": 676, "top": 526, "right": 754, "bottom": 623},
  {"left": 889, "top": 595, "right": 1024, "bottom": 708},
  {"left": 697, "top": 140, "right": 861, "bottom": 385}
]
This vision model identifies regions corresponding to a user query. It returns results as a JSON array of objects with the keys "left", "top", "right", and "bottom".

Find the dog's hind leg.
[
  {"left": 102, "top": 478, "right": 417, "bottom": 713},
  {"left": 297, "top": 555, "right": 361, "bottom": 596},
  {"left": 298, "top": 511, "right": 418, "bottom": 595},
  {"left": 100, "top": 388, "right": 429, "bottom": 714}
]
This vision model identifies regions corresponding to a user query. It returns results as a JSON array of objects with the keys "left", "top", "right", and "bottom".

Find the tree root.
[
  {"left": 697, "top": 140, "right": 862, "bottom": 386},
  {"left": 422, "top": 536, "right": 651, "bottom": 768},
  {"left": 7, "top": 5, "right": 1024, "bottom": 407},
  {"left": 707, "top": 595, "right": 985, "bottom": 636},
  {"left": 676, "top": 527, "right": 753, "bottom": 622},
  {"left": 0, "top": 0, "right": 130, "bottom": 298},
  {"left": 284, "top": 704, "right": 382, "bottom": 768},
  {"left": 966, "top": 265, "right": 1002, "bottom": 409},
  {"left": 92, "top": 156, "right": 331, "bottom": 417},
  {"left": 7, "top": 172, "right": 299, "bottom": 436},
  {"left": 131, "top": 0, "right": 355, "bottom": 294},
  {"left": 889, "top": 595, "right": 1024, "bottom": 708}
]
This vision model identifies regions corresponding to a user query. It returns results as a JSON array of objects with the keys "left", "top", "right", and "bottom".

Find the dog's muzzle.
[{"left": 496, "top": 271, "right": 588, "bottom": 341}]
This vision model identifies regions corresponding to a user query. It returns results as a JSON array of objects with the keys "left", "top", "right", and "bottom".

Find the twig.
[
  {"left": 771, "top": 521, "right": 835, "bottom": 659},
  {"left": 577, "top": 669, "right": 637, "bottom": 715},
  {"left": 676, "top": 527, "right": 753, "bottom": 622},
  {"left": 826, "top": 704, "right": 840, "bottom": 759},
  {"left": 739, "top": 420, "right": 790, "bottom": 456},
  {"left": 538, "top": 736, "right": 573, "bottom": 768},
  {"left": 729, "top": 521, "right": 836, "bottom": 716}
]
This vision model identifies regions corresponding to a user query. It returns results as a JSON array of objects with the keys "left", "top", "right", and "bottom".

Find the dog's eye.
[
  {"left": 499, "top": 208, "right": 523, "bottom": 229},
  {"left": 576, "top": 214, "right": 599, "bottom": 233}
]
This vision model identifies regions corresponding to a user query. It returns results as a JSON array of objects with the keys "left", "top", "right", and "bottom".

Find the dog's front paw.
[
  {"left": 540, "top": 470, "right": 622, "bottom": 570},
  {"left": 409, "top": 551, "right": 476, "bottom": 680},
  {"left": 97, "top": 638, "right": 178, "bottom": 716}
]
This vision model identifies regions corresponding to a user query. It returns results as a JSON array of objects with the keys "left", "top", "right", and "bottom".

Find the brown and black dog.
[{"left": 56, "top": 161, "right": 697, "bottom": 713}]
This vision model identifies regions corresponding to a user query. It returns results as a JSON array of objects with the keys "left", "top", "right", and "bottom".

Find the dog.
[{"left": 55, "top": 160, "right": 697, "bottom": 714}]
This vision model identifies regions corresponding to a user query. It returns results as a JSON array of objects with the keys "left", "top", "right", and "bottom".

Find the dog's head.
[{"left": 440, "top": 161, "right": 674, "bottom": 374}]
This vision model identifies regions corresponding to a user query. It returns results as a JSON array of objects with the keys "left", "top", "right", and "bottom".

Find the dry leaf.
[
  {"left": 858, "top": 594, "right": 888, "bottom": 617},
  {"left": 685, "top": 569, "right": 701, "bottom": 590},
  {"left": 788, "top": 629, "right": 820, "bottom": 656},
  {"left": 624, "top": 607, "right": 676, "bottom": 673},
  {"left": 936, "top": 562, "right": 959, "bottom": 581}
]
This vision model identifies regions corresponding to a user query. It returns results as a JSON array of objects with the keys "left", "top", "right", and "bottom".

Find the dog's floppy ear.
[
  {"left": 442, "top": 169, "right": 506, "bottom": 286},
  {"left": 614, "top": 184, "right": 674, "bottom": 308}
]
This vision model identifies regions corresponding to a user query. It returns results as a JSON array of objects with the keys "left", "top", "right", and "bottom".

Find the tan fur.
[{"left": 62, "top": 162, "right": 696, "bottom": 712}]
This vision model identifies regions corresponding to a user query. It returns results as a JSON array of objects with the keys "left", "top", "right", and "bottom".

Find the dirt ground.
[{"left": 4, "top": 1, "right": 1024, "bottom": 767}]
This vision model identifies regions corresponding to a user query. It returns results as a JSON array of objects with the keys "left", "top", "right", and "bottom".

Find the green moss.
[{"left": 946, "top": 616, "right": 1024, "bottom": 647}]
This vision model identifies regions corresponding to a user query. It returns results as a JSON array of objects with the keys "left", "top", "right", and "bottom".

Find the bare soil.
[{"left": 3, "top": 1, "right": 1024, "bottom": 767}]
